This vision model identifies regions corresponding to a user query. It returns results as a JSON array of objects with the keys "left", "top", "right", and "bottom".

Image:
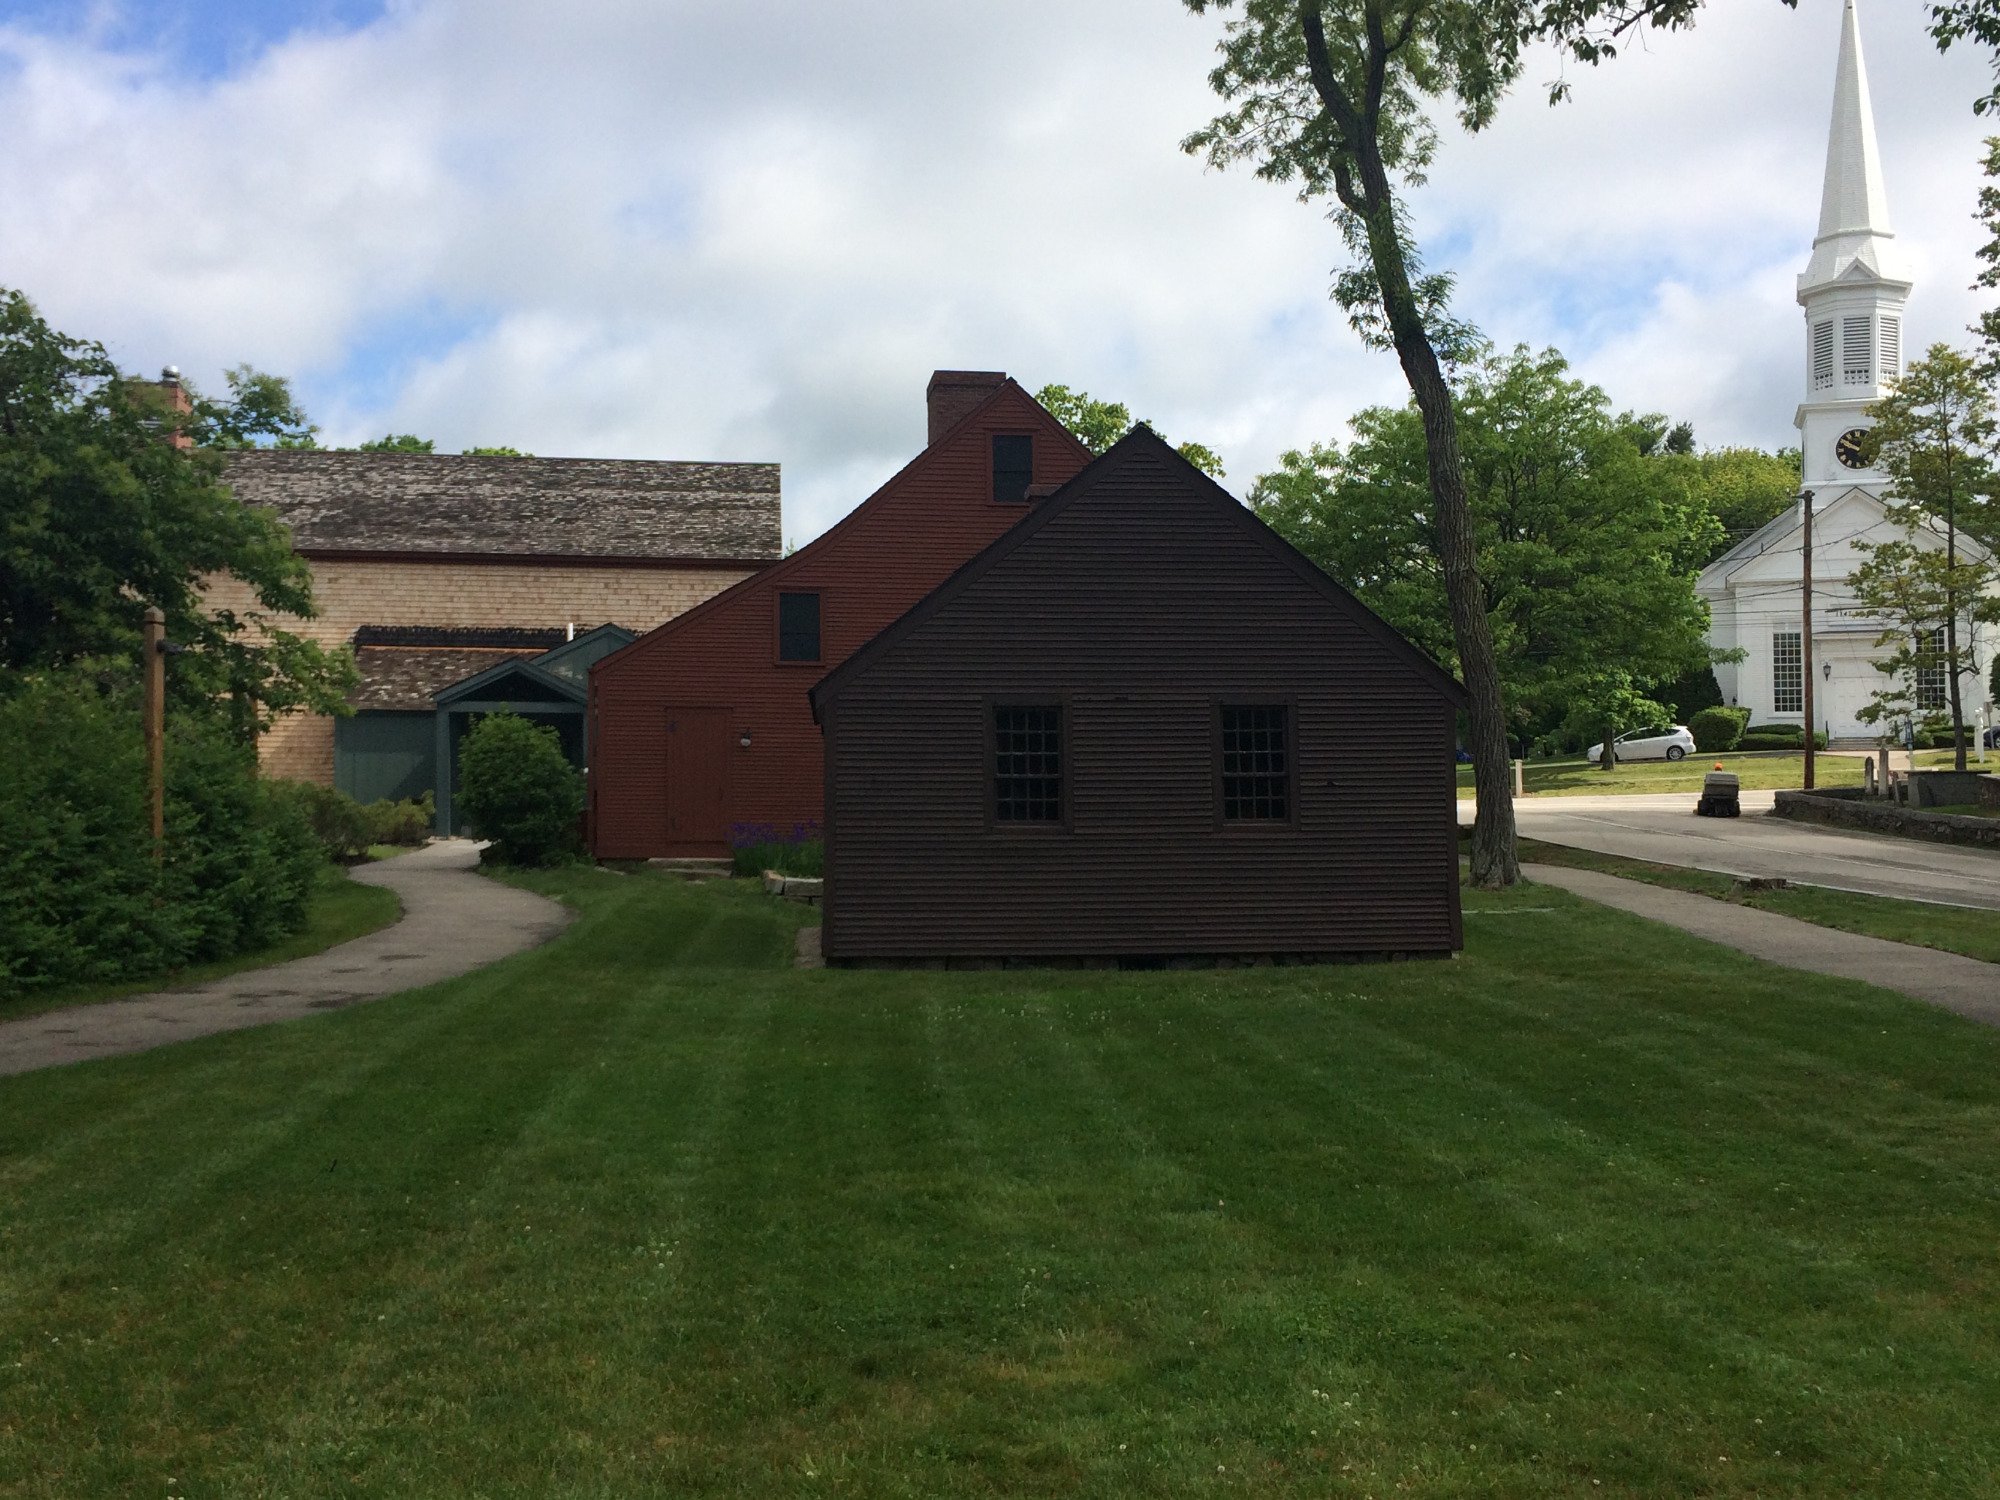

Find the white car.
[{"left": 1586, "top": 724, "right": 1696, "bottom": 764}]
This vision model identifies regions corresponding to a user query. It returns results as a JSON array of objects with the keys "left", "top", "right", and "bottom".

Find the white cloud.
[{"left": 1, "top": 0, "right": 1994, "bottom": 538}]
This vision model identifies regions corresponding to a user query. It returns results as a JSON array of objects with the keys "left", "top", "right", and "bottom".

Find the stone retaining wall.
[{"left": 1774, "top": 788, "right": 2000, "bottom": 850}]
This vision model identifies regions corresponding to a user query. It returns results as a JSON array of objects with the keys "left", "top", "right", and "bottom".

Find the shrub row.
[
  {"left": 1740, "top": 726, "right": 1830, "bottom": 751},
  {"left": 269, "top": 781, "right": 433, "bottom": 862},
  {"left": 729, "top": 823, "right": 825, "bottom": 878},
  {"left": 0, "top": 671, "right": 323, "bottom": 997}
]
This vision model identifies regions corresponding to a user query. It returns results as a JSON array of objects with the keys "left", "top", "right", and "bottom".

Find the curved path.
[{"left": 0, "top": 841, "right": 572, "bottom": 1078}]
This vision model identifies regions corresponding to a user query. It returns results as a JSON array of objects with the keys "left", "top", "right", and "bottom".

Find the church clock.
[{"left": 1834, "top": 428, "right": 1874, "bottom": 470}]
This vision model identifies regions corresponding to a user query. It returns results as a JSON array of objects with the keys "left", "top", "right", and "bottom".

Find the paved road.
[
  {"left": 0, "top": 841, "right": 572, "bottom": 1078},
  {"left": 1463, "top": 792, "right": 2000, "bottom": 910},
  {"left": 1528, "top": 864, "right": 2000, "bottom": 1027}
]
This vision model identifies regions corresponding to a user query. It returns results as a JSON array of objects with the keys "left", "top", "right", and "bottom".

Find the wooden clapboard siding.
[
  {"left": 812, "top": 430, "right": 1465, "bottom": 962},
  {"left": 588, "top": 378, "right": 1091, "bottom": 859}
]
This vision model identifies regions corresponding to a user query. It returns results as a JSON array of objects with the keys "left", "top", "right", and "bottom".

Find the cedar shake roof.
[
  {"left": 351, "top": 625, "right": 575, "bottom": 650},
  {"left": 350, "top": 646, "right": 543, "bottom": 711},
  {"left": 220, "top": 451, "right": 782, "bottom": 563}
]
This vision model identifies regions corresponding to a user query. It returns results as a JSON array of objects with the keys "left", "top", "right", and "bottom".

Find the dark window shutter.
[{"left": 777, "top": 591, "right": 821, "bottom": 662}]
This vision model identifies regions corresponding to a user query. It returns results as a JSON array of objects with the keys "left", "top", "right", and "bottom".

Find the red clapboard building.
[{"left": 588, "top": 372, "right": 1092, "bottom": 859}]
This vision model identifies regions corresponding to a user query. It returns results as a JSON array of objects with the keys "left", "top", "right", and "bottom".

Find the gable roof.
[
  {"left": 809, "top": 426, "right": 1467, "bottom": 718},
  {"left": 1699, "top": 485, "right": 1994, "bottom": 592},
  {"left": 590, "top": 377, "right": 1093, "bottom": 680},
  {"left": 220, "top": 451, "right": 782, "bottom": 564},
  {"left": 434, "top": 654, "right": 583, "bottom": 707}
]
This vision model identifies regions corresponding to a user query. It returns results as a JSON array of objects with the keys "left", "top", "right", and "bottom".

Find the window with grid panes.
[
  {"left": 1916, "top": 627, "right": 1949, "bottom": 712},
  {"left": 1772, "top": 631, "right": 1803, "bottom": 714},
  {"left": 1220, "top": 705, "right": 1290, "bottom": 820},
  {"left": 993, "top": 705, "right": 1062, "bottom": 822}
]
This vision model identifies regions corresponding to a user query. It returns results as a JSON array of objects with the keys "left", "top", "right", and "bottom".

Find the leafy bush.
[
  {"left": 271, "top": 780, "right": 374, "bottom": 861},
  {"left": 730, "top": 822, "right": 824, "bottom": 877},
  {"left": 367, "top": 793, "right": 433, "bottom": 846},
  {"left": 456, "top": 713, "right": 583, "bottom": 867},
  {"left": 0, "top": 669, "right": 322, "bottom": 997},
  {"left": 271, "top": 783, "right": 434, "bottom": 859},
  {"left": 1689, "top": 706, "right": 1750, "bottom": 753},
  {"left": 1739, "top": 727, "right": 1829, "bottom": 751}
]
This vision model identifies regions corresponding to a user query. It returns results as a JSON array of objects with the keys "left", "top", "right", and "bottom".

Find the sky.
[{"left": 2, "top": 0, "right": 1995, "bottom": 544}]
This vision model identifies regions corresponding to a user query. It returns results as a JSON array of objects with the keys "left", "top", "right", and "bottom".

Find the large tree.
[
  {"left": 1253, "top": 344, "right": 1719, "bottom": 758},
  {"left": 1034, "top": 384, "right": 1226, "bottom": 476},
  {"left": 1851, "top": 343, "right": 2000, "bottom": 766},
  {"left": 1179, "top": 0, "right": 1775, "bottom": 885},
  {"left": 0, "top": 289, "right": 354, "bottom": 733}
]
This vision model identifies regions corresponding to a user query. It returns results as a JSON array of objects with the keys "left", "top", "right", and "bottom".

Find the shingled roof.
[{"left": 220, "top": 451, "right": 782, "bottom": 564}]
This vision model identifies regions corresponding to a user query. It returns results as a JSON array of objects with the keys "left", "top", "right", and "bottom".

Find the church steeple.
[
  {"left": 1801, "top": 0, "right": 1907, "bottom": 291},
  {"left": 1795, "top": 0, "right": 1910, "bottom": 493}
]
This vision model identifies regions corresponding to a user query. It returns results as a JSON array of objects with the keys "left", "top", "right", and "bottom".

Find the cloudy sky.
[{"left": 2, "top": 0, "right": 1994, "bottom": 541}]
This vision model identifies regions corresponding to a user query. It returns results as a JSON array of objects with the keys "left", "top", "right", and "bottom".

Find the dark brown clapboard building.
[{"left": 807, "top": 427, "right": 1467, "bottom": 964}]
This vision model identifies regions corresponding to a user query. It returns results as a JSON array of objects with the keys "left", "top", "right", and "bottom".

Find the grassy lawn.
[
  {"left": 5, "top": 872, "right": 2000, "bottom": 1496},
  {"left": 0, "top": 863, "right": 402, "bottom": 1025},
  {"left": 1456, "top": 751, "right": 1867, "bottom": 798},
  {"left": 1518, "top": 838, "right": 2000, "bottom": 965}
]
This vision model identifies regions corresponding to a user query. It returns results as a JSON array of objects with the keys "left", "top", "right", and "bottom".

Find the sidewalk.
[
  {"left": 0, "top": 841, "right": 573, "bottom": 1078},
  {"left": 1526, "top": 863, "right": 2000, "bottom": 1028}
]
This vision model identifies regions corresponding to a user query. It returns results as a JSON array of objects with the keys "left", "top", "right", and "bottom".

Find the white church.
[{"left": 1700, "top": 0, "right": 1996, "bottom": 743}]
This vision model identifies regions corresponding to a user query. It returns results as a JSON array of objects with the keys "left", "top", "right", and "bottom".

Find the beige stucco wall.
[{"left": 206, "top": 557, "right": 753, "bottom": 784}]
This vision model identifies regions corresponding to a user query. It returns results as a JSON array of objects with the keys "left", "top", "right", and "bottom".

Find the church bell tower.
[{"left": 1796, "top": 0, "right": 1911, "bottom": 494}]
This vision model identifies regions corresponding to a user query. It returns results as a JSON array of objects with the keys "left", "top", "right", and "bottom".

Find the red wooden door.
[{"left": 664, "top": 706, "right": 733, "bottom": 853}]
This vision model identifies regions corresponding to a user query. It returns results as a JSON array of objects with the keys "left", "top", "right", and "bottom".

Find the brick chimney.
[
  {"left": 127, "top": 365, "right": 194, "bottom": 449},
  {"left": 926, "top": 370, "right": 1006, "bottom": 446}
]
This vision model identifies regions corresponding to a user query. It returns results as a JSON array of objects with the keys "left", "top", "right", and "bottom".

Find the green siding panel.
[{"left": 334, "top": 712, "right": 438, "bottom": 805}]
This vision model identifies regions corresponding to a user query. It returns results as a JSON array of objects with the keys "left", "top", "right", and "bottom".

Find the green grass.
[
  {"left": 1459, "top": 751, "right": 1866, "bottom": 798},
  {"left": 0, "top": 864, "right": 402, "bottom": 1025},
  {"left": 1520, "top": 837, "right": 2000, "bottom": 965},
  {"left": 4, "top": 872, "right": 2000, "bottom": 1496}
]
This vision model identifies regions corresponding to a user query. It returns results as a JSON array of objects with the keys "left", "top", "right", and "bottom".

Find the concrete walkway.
[
  {"left": 0, "top": 841, "right": 572, "bottom": 1078},
  {"left": 1527, "top": 863, "right": 2000, "bottom": 1028},
  {"left": 1480, "top": 793, "right": 2000, "bottom": 910}
]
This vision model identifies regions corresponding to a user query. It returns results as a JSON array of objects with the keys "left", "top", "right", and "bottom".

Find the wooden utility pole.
[
  {"left": 1801, "top": 490, "right": 1816, "bottom": 792},
  {"left": 143, "top": 605, "right": 166, "bottom": 856}
]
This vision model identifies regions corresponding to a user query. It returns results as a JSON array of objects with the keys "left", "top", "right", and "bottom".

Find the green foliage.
[
  {"left": 355, "top": 433, "right": 435, "bottom": 453},
  {"left": 1253, "top": 345, "right": 1720, "bottom": 748},
  {"left": 1689, "top": 705, "right": 1750, "bottom": 753},
  {"left": 272, "top": 783, "right": 432, "bottom": 861},
  {"left": 1740, "top": 725, "right": 1829, "bottom": 751},
  {"left": 197, "top": 366, "right": 320, "bottom": 450},
  {"left": 730, "top": 839, "right": 825, "bottom": 878},
  {"left": 462, "top": 445, "right": 531, "bottom": 457},
  {"left": 456, "top": 713, "right": 584, "bottom": 867},
  {"left": 1677, "top": 447, "right": 1801, "bottom": 561},
  {"left": 1852, "top": 345, "right": 2000, "bottom": 760},
  {"left": 0, "top": 669, "right": 322, "bottom": 997},
  {"left": 1032, "top": 383, "right": 1226, "bottom": 477},
  {"left": 0, "top": 288, "right": 356, "bottom": 731}
]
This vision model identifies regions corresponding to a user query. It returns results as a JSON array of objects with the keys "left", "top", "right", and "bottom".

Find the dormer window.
[{"left": 992, "top": 434, "right": 1033, "bottom": 503}]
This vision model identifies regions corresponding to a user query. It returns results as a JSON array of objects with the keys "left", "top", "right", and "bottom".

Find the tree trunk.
[
  {"left": 1599, "top": 729, "right": 1617, "bottom": 770},
  {"left": 1347, "top": 161, "right": 1517, "bottom": 886}
]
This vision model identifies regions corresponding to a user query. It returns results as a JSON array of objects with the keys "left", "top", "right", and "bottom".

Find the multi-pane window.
[
  {"left": 1772, "top": 631, "right": 1803, "bottom": 714},
  {"left": 992, "top": 434, "right": 1034, "bottom": 503},
  {"left": 993, "top": 705, "right": 1062, "bottom": 822},
  {"left": 1916, "top": 627, "right": 1949, "bottom": 712},
  {"left": 777, "top": 591, "right": 821, "bottom": 662},
  {"left": 1842, "top": 315, "right": 1874, "bottom": 386},
  {"left": 1811, "top": 321, "right": 1836, "bottom": 391},
  {"left": 1220, "top": 705, "right": 1290, "bottom": 821}
]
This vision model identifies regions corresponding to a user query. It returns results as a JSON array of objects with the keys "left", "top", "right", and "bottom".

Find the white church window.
[
  {"left": 1880, "top": 316, "right": 1901, "bottom": 381},
  {"left": 1842, "top": 316, "right": 1874, "bottom": 385},
  {"left": 1915, "top": 627, "right": 1949, "bottom": 713},
  {"left": 1812, "top": 321, "right": 1836, "bottom": 391},
  {"left": 1773, "top": 631, "right": 1803, "bottom": 714}
]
